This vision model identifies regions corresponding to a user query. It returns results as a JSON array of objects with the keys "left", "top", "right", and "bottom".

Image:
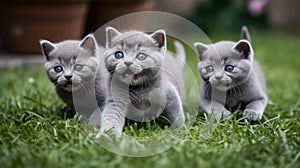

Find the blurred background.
[{"left": 0, "top": 0, "right": 299, "bottom": 62}]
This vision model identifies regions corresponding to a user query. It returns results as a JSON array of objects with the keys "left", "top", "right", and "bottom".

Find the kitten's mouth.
[
  {"left": 213, "top": 83, "right": 231, "bottom": 91},
  {"left": 210, "top": 80, "right": 232, "bottom": 91},
  {"left": 63, "top": 81, "right": 73, "bottom": 88},
  {"left": 123, "top": 69, "right": 138, "bottom": 80}
]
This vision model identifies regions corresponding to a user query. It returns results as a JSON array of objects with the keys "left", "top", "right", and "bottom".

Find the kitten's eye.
[
  {"left": 136, "top": 53, "right": 147, "bottom": 60},
  {"left": 225, "top": 65, "right": 234, "bottom": 72},
  {"left": 74, "top": 64, "right": 83, "bottom": 71},
  {"left": 115, "top": 51, "right": 124, "bottom": 59},
  {"left": 54, "top": 66, "right": 63, "bottom": 73},
  {"left": 205, "top": 66, "right": 214, "bottom": 73}
]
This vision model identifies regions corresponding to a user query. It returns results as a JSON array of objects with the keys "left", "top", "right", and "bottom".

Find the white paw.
[{"left": 243, "top": 109, "right": 262, "bottom": 121}]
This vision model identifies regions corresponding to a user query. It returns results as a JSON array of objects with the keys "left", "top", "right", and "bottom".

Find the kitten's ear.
[
  {"left": 79, "top": 34, "right": 98, "bottom": 56},
  {"left": 194, "top": 42, "right": 208, "bottom": 61},
  {"left": 106, "top": 27, "right": 121, "bottom": 48},
  {"left": 150, "top": 30, "right": 166, "bottom": 52},
  {"left": 39, "top": 40, "right": 56, "bottom": 61},
  {"left": 233, "top": 40, "right": 253, "bottom": 62},
  {"left": 241, "top": 26, "right": 251, "bottom": 43}
]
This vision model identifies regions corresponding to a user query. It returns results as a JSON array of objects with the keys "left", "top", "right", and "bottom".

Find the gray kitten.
[
  {"left": 194, "top": 26, "right": 268, "bottom": 121},
  {"left": 40, "top": 34, "right": 107, "bottom": 123},
  {"left": 97, "top": 27, "right": 186, "bottom": 138}
]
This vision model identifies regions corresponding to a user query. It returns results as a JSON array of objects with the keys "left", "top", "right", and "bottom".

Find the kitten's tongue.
[{"left": 124, "top": 70, "right": 135, "bottom": 79}]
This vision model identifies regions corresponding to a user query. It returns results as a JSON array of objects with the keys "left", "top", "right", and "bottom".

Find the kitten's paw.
[
  {"left": 88, "top": 109, "right": 102, "bottom": 126},
  {"left": 95, "top": 127, "right": 122, "bottom": 139},
  {"left": 243, "top": 109, "right": 262, "bottom": 121},
  {"left": 95, "top": 131, "right": 104, "bottom": 139},
  {"left": 219, "top": 110, "right": 232, "bottom": 120},
  {"left": 169, "top": 116, "right": 185, "bottom": 129},
  {"left": 211, "top": 110, "right": 231, "bottom": 121}
]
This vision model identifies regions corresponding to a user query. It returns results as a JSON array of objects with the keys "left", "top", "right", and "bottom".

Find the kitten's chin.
[
  {"left": 212, "top": 83, "right": 232, "bottom": 92},
  {"left": 62, "top": 86, "right": 72, "bottom": 92},
  {"left": 215, "top": 86, "right": 229, "bottom": 92},
  {"left": 121, "top": 76, "right": 139, "bottom": 86}
]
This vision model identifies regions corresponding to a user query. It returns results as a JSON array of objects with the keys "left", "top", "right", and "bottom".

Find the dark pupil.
[
  {"left": 225, "top": 65, "right": 234, "bottom": 72},
  {"left": 138, "top": 54, "right": 145, "bottom": 60},
  {"left": 54, "top": 66, "right": 62, "bottom": 73},
  {"left": 115, "top": 51, "right": 124, "bottom": 59}
]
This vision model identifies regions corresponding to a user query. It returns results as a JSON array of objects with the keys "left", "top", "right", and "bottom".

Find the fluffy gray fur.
[
  {"left": 194, "top": 26, "right": 267, "bottom": 121},
  {"left": 40, "top": 34, "right": 108, "bottom": 123},
  {"left": 97, "top": 27, "right": 186, "bottom": 138}
]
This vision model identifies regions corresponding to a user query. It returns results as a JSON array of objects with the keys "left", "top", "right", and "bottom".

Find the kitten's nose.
[
  {"left": 124, "top": 61, "right": 133, "bottom": 67},
  {"left": 64, "top": 75, "right": 72, "bottom": 80},
  {"left": 215, "top": 76, "right": 222, "bottom": 80}
]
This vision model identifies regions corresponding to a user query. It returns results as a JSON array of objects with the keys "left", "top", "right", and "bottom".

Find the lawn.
[{"left": 0, "top": 31, "right": 300, "bottom": 168}]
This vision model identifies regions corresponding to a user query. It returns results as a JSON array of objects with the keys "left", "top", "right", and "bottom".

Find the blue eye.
[
  {"left": 115, "top": 51, "right": 124, "bottom": 59},
  {"left": 54, "top": 66, "right": 63, "bottom": 73},
  {"left": 206, "top": 65, "right": 214, "bottom": 73},
  {"left": 74, "top": 64, "right": 83, "bottom": 71},
  {"left": 137, "top": 53, "right": 147, "bottom": 60},
  {"left": 225, "top": 65, "right": 234, "bottom": 72}
]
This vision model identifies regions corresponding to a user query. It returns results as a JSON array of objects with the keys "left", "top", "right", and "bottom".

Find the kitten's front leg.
[
  {"left": 88, "top": 108, "right": 102, "bottom": 127},
  {"left": 165, "top": 87, "right": 185, "bottom": 128},
  {"left": 129, "top": 88, "right": 167, "bottom": 122},
  {"left": 243, "top": 97, "right": 267, "bottom": 121},
  {"left": 201, "top": 98, "right": 231, "bottom": 121},
  {"left": 96, "top": 99, "right": 127, "bottom": 138}
]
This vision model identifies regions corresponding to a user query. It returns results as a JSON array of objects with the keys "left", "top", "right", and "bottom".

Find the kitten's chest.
[
  {"left": 128, "top": 89, "right": 151, "bottom": 110},
  {"left": 225, "top": 88, "right": 249, "bottom": 110}
]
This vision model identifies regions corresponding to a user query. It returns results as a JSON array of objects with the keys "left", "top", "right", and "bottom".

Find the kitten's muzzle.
[
  {"left": 64, "top": 75, "right": 72, "bottom": 80},
  {"left": 63, "top": 81, "right": 73, "bottom": 88},
  {"left": 123, "top": 69, "right": 137, "bottom": 80},
  {"left": 215, "top": 76, "right": 222, "bottom": 80},
  {"left": 124, "top": 61, "right": 133, "bottom": 67}
]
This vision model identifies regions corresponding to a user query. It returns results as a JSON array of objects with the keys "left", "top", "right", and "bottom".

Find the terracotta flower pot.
[
  {"left": 85, "top": 0, "right": 155, "bottom": 34},
  {"left": 0, "top": 1, "right": 89, "bottom": 54}
]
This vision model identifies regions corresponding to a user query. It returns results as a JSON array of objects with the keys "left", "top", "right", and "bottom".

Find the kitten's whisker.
[
  {"left": 78, "top": 81, "right": 90, "bottom": 94},
  {"left": 233, "top": 83, "right": 241, "bottom": 96},
  {"left": 237, "top": 84, "right": 246, "bottom": 97},
  {"left": 232, "top": 83, "right": 238, "bottom": 95}
]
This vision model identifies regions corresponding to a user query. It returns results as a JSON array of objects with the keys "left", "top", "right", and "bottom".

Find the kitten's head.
[
  {"left": 194, "top": 27, "right": 253, "bottom": 91},
  {"left": 40, "top": 34, "right": 99, "bottom": 92},
  {"left": 104, "top": 27, "right": 166, "bottom": 86}
]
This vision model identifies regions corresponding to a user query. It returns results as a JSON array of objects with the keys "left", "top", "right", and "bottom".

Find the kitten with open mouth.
[
  {"left": 62, "top": 80, "right": 74, "bottom": 91},
  {"left": 40, "top": 34, "right": 108, "bottom": 123},
  {"left": 96, "top": 27, "right": 186, "bottom": 138}
]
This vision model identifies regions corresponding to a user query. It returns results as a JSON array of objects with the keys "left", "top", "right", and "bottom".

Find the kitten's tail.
[{"left": 174, "top": 40, "right": 186, "bottom": 69}]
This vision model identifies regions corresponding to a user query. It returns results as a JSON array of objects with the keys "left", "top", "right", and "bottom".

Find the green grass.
[{"left": 1, "top": 31, "right": 300, "bottom": 168}]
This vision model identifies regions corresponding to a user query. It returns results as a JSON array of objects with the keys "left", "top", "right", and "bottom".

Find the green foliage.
[
  {"left": 0, "top": 32, "right": 300, "bottom": 167},
  {"left": 189, "top": 0, "right": 268, "bottom": 35}
]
